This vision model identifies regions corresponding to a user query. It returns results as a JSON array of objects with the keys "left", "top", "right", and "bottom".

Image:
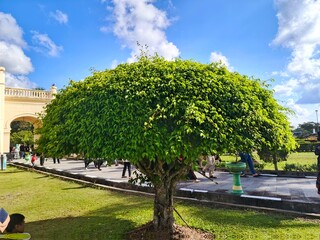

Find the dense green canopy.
[{"left": 38, "top": 56, "right": 295, "bottom": 162}]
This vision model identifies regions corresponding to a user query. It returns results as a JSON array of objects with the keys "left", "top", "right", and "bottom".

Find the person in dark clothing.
[
  {"left": 25, "top": 145, "right": 30, "bottom": 154},
  {"left": 53, "top": 157, "right": 60, "bottom": 164},
  {"left": 39, "top": 153, "right": 45, "bottom": 166},
  {"left": 239, "top": 152, "right": 259, "bottom": 177},
  {"left": 84, "top": 158, "right": 91, "bottom": 169},
  {"left": 121, "top": 159, "right": 131, "bottom": 178},
  {"left": 94, "top": 159, "right": 104, "bottom": 171},
  {"left": 19, "top": 144, "right": 25, "bottom": 159}
]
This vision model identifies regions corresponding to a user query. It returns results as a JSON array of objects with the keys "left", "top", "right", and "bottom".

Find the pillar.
[
  {"left": 50, "top": 84, "right": 57, "bottom": 98},
  {"left": 0, "top": 67, "right": 5, "bottom": 154}
]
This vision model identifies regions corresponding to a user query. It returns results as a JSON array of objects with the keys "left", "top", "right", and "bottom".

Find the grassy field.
[
  {"left": 221, "top": 152, "right": 318, "bottom": 171},
  {"left": 1, "top": 166, "right": 320, "bottom": 239}
]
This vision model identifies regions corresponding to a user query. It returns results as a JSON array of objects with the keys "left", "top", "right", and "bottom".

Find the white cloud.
[
  {"left": 286, "top": 98, "right": 309, "bottom": 116},
  {"left": 50, "top": 10, "right": 68, "bottom": 24},
  {"left": 209, "top": 52, "right": 232, "bottom": 70},
  {"left": 0, "top": 42, "right": 33, "bottom": 75},
  {"left": 0, "top": 12, "right": 27, "bottom": 47},
  {"left": 5, "top": 72, "right": 37, "bottom": 89},
  {"left": 285, "top": 98, "right": 318, "bottom": 127},
  {"left": 0, "top": 12, "right": 35, "bottom": 88},
  {"left": 296, "top": 82, "right": 320, "bottom": 104},
  {"left": 273, "top": 78, "right": 299, "bottom": 97},
  {"left": 110, "top": 59, "right": 119, "bottom": 69},
  {"left": 107, "top": 0, "right": 180, "bottom": 62},
  {"left": 31, "top": 31, "right": 63, "bottom": 57},
  {"left": 271, "top": 71, "right": 289, "bottom": 77},
  {"left": 100, "top": 26, "right": 110, "bottom": 33},
  {"left": 272, "top": 0, "right": 320, "bottom": 104}
]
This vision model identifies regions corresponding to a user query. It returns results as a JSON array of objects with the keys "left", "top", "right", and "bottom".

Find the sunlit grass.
[
  {"left": 1, "top": 166, "right": 320, "bottom": 240},
  {"left": 221, "top": 152, "right": 317, "bottom": 171}
]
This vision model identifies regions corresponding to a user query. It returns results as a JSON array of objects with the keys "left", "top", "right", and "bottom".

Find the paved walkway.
[{"left": 9, "top": 158, "right": 320, "bottom": 216}]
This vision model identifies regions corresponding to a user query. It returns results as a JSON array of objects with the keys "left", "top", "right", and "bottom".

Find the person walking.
[
  {"left": 239, "top": 152, "right": 259, "bottom": 177},
  {"left": 14, "top": 145, "right": 20, "bottom": 159},
  {"left": 202, "top": 155, "right": 217, "bottom": 178},
  {"left": 121, "top": 159, "right": 131, "bottom": 178},
  {"left": 39, "top": 153, "right": 45, "bottom": 166},
  {"left": 19, "top": 144, "right": 25, "bottom": 159},
  {"left": 53, "top": 157, "right": 60, "bottom": 164},
  {"left": 94, "top": 159, "right": 104, "bottom": 171},
  {"left": 10, "top": 146, "right": 15, "bottom": 161},
  {"left": 31, "top": 154, "right": 37, "bottom": 167}
]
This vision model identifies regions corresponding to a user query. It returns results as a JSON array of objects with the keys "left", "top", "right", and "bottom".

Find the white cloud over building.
[{"left": 0, "top": 12, "right": 34, "bottom": 87}]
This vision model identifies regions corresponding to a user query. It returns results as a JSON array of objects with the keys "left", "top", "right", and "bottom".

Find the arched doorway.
[{"left": 5, "top": 115, "right": 40, "bottom": 157}]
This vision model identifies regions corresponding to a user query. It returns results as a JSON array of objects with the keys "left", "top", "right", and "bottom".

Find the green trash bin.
[{"left": 226, "top": 162, "right": 246, "bottom": 195}]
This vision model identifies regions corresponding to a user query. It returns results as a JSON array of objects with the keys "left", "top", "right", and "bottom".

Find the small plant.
[
  {"left": 254, "top": 163, "right": 265, "bottom": 171},
  {"left": 283, "top": 163, "right": 296, "bottom": 172},
  {"left": 215, "top": 162, "right": 226, "bottom": 169},
  {"left": 284, "top": 163, "right": 317, "bottom": 172},
  {"left": 129, "top": 170, "right": 153, "bottom": 187},
  {"left": 295, "top": 163, "right": 307, "bottom": 172},
  {"left": 307, "top": 163, "right": 318, "bottom": 172}
]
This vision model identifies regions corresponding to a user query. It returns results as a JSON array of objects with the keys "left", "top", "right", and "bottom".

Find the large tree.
[{"left": 37, "top": 56, "right": 295, "bottom": 233}]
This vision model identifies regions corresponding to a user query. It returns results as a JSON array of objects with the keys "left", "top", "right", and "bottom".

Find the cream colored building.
[{"left": 0, "top": 67, "right": 56, "bottom": 155}]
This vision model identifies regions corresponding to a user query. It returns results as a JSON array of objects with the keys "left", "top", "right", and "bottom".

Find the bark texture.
[{"left": 136, "top": 157, "right": 189, "bottom": 231}]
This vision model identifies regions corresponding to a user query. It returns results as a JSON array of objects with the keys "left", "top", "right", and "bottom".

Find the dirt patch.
[{"left": 126, "top": 222, "right": 214, "bottom": 240}]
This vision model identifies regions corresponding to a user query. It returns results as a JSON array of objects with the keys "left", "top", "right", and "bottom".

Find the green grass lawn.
[
  {"left": 1, "top": 166, "right": 320, "bottom": 240},
  {"left": 221, "top": 152, "right": 318, "bottom": 171}
]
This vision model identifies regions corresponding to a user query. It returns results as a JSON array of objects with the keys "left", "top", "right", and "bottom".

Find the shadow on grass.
[
  {"left": 34, "top": 175, "right": 50, "bottom": 179},
  {"left": 176, "top": 201, "right": 320, "bottom": 229},
  {"left": 61, "top": 185, "right": 89, "bottom": 190},
  {"left": 26, "top": 201, "right": 152, "bottom": 240},
  {"left": 27, "top": 215, "right": 134, "bottom": 240},
  {"left": 0, "top": 167, "right": 25, "bottom": 174}
]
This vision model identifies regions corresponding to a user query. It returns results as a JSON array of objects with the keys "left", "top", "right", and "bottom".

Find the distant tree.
[
  {"left": 10, "top": 121, "right": 34, "bottom": 146},
  {"left": 294, "top": 122, "right": 317, "bottom": 138},
  {"left": 257, "top": 101, "right": 297, "bottom": 172},
  {"left": 37, "top": 56, "right": 295, "bottom": 234},
  {"left": 11, "top": 121, "right": 34, "bottom": 132},
  {"left": 10, "top": 130, "right": 34, "bottom": 146}
]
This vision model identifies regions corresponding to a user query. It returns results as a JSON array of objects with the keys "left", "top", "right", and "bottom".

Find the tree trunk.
[
  {"left": 153, "top": 179, "right": 175, "bottom": 232},
  {"left": 135, "top": 157, "right": 189, "bottom": 232},
  {"left": 273, "top": 154, "right": 279, "bottom": 174}
]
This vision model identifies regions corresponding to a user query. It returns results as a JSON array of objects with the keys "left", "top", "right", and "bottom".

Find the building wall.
[
  {"left": 0, "top": 67, "right": 56, "bottom": 154},
  {"left": 0, "top": 68, "right": 5, "bottom": 154}
]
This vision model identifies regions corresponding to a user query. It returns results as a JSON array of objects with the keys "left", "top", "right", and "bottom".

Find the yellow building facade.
[{"left": 0, "top": 67, "right": 56, "bottom": 155}]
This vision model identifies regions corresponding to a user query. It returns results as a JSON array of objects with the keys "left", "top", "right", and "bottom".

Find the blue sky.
[{"left": 1, "top": 0, "right": 320, "bottom": 128}]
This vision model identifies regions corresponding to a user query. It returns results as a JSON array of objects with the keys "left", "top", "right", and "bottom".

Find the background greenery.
[
  {"left": 1, "top": 166, "right": 320, "bottom": 240},
  {"left": 220, "top": 152, "right": 318, "bottom": 171},
  {"left": 10, "top": 121, "right": 34, "bottom": 148}
]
